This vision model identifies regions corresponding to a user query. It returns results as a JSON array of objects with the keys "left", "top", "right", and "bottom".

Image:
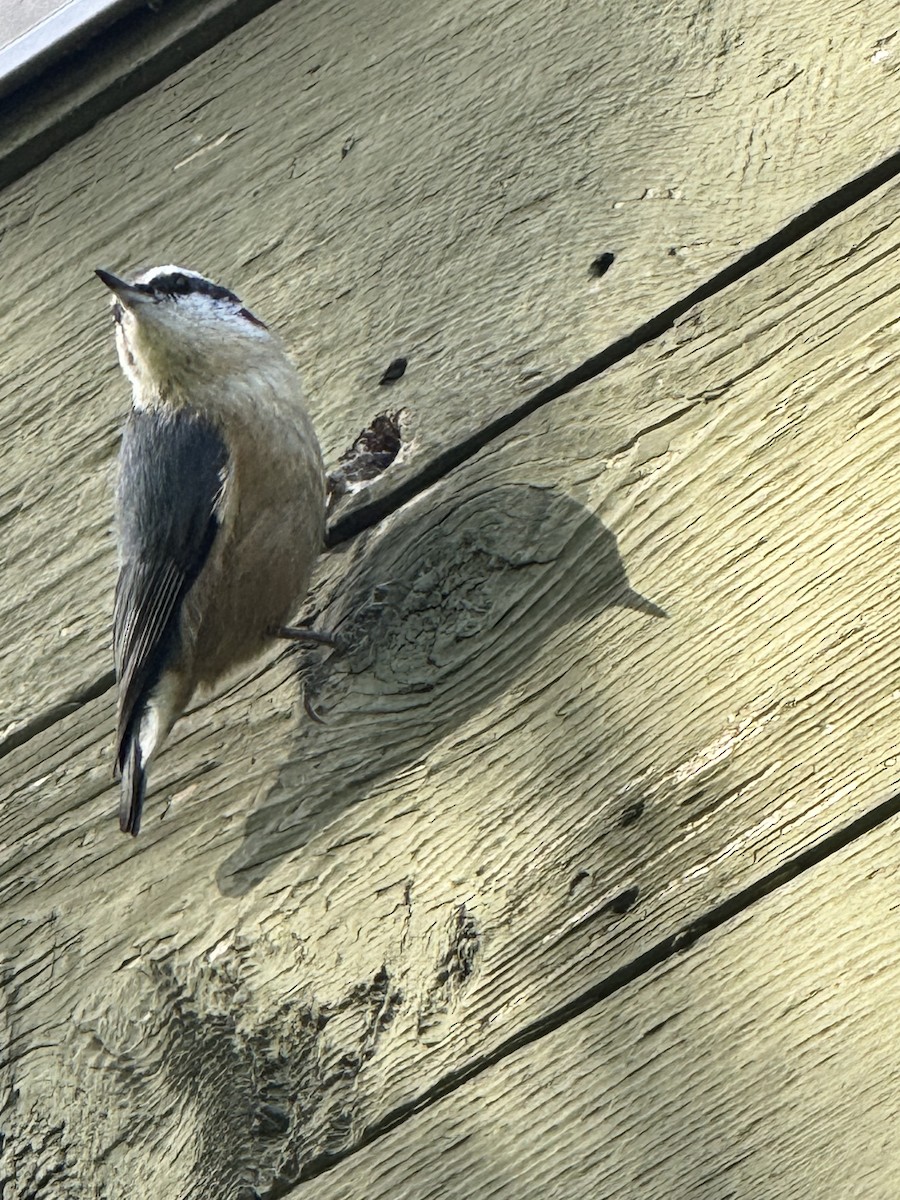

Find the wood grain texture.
[
  {"left": 294, "top": 822, "right": 900, "bottom": 1200},
  {"left": 2, "top": 159, "right": 899, "bottom": 1194},
  {"left": 0, "top": 0, "right": 897, "bottom": 735}
]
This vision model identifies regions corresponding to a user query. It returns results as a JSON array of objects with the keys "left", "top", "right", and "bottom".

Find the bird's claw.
[{"left": 275, "top": 625, "right": 344, "bottom": 652}]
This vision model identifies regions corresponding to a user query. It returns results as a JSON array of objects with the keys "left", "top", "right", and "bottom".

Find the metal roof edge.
[
  {"left": 0, "top": 0, "right": 146, "bottom": 101},
  {"left": 0, "top": 0, "right": 280, "bottom": 193}
]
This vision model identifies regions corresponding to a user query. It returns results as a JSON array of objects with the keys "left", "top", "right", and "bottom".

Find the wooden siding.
[{"left": 1, "top": 0, "right": 899, "bottom": 1195}]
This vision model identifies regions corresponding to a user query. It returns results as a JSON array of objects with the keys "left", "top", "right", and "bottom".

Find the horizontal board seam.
[
  {"left": 281, "top": 788, "right": 900, "bottom": 1194},
  {"left": 326, "top": 148, "right": 900, "bottom": 546}
]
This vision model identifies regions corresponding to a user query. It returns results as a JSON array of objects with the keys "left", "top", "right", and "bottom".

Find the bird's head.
[{"left": 96, "top": 265, "right": 273, "bottom": 395}]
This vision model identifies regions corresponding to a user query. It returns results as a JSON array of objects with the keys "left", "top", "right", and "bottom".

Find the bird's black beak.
[{"left": 95, "top": 268, "right": 151, "bottom": 306}]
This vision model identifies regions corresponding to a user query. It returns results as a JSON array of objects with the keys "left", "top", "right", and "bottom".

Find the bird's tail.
[{"left": 119, "top": 735, "right": 146, "bottom": 836}]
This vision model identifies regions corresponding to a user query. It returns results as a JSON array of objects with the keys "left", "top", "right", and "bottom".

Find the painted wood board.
[
  {"left": 0, "top": 0, "right": 897, "bottom": 732},
  {"left": 295, "top": 818, "right": 900, "bottom": 1200},
  {"left": 1, "top": 166, "right": 899, "bottom": 1193}
]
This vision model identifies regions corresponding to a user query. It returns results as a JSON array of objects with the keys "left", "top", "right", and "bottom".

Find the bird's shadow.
[{"left": 216, "top": 481, "right": 666, "bottom": 895}]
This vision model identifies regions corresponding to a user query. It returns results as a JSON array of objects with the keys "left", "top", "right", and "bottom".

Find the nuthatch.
[{"left": 97, "top": 265, "right": 329, "bottom": 836}]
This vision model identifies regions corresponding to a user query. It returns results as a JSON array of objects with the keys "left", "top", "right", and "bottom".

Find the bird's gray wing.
[{"left": 113, "top": 405, "right": 228, "bottom": 771}]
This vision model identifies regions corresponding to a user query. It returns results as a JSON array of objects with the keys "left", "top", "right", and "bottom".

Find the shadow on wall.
[{"left": 217, "top": 481, "right": 666, "bottom": 896}]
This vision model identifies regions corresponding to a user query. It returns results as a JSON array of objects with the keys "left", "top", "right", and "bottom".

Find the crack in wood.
[{"left": 0, "top": 670, "right": 114, "bottom": 759}]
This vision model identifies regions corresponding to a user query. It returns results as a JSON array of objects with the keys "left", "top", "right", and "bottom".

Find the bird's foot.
[
  {"left": 302, "top": 687, "right": 328, "bottom": 724},
  {"left": 274, "top": 625, "right": 343, "bottom": 651}
]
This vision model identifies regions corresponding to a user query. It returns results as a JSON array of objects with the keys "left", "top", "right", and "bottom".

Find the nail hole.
[
  {"left": 589, "top": 252, "right": 615, "bottom": 278},
  {"left": 379, "top": 357, "right": 408, "bottom": 385},
  {"left": 604, "top": 885, "right": 640, "bottom": 916}
]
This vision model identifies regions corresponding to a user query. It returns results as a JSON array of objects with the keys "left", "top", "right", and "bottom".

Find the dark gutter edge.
[
  {"left": 0, "top": 0, "right": 146, "bottom": 103},
  {"left": 0, "top": 0, "right": 284, "bottom": 193}
]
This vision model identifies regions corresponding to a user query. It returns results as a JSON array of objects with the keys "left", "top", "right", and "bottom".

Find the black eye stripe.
[{"left": 148, "top": 271, "right": 240, "bottom": 304}]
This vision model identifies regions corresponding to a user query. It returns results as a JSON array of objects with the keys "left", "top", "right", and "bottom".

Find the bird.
[{"left": 97, "top": 264, "right": 330, "bottom": 836}]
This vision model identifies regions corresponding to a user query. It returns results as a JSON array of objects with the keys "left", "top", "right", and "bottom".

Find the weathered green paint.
[
  {"left": 0, "top": 0, "right": 896, "bottom": 732},
  {"left": 3, "top": 161, "right": 900, "bottom": 1192},
  {"left": 297, "top": 827, "right": 900, "bottom": 1200},
  {"left": 1, "top": 0, "right": 900, "bottom": 1193}
]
